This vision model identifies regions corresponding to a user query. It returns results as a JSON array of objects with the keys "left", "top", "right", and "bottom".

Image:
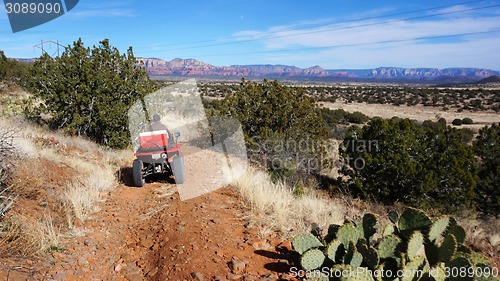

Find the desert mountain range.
[{"left": 138, "top": 57, "right": 499, "bottom": 82}]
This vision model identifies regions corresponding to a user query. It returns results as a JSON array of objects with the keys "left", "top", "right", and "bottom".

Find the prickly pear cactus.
[
  {"left": 383, "top": 224, "right": 395, "bottom": 236},
  {"left": 327, "top": 239, "right": 343, "bottom": 263},
  {"left": 407, "top": 231, "right": 424, "bottom": 261},
  {"left": 301, "top": 248, "right": 326, "bottom": 271},
  {"left": 357, "top": 240, "right": 379, "bottom": 269},
  {"left": 398, "top": 208, "right": 432, "bottom": 238},
  {"left": 291, "top": 207, "right": 499, "bottom": 281},
  {"left": 428, "top": 216, "right": 450, "bottom": 242},
  {"left": 389, "top": 210, "right": 399, "bottom": 224},
  {"left": 438, "top": 233, "right": 457, "bottom": 263},
  {"left": 447, "top": 217, "right": 466, "bottom": 245},
  {"left": 306, "top": 270, "right": 330, "bottom": 281},
  {"left": 337, "top": 222, "right": 362, "bottom": 246},
  {"left": 332, "top": 265, "right": 375, "bottom": 281},
  {"left": 378, "top": 234, "right": 401, "bottom": 259},
  {"left": 445, "top": 257, "right": 474, "bottom": 281},
  {"left": 292, "top": 232, "right": 324, "bottom": 254},
  {"left": 401, "top": 256, "right": 425, "bottom": 281}
]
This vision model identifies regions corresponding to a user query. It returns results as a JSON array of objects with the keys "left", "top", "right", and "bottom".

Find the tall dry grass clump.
[
  {"left": 0, "top": 117, "right": 127, "bottom": 256},
  {"left": 234, "top": 167, "right": 350, "bottom": 238},
  {"left": 0, "top": 214, "right": 59, "bottom": 257}
]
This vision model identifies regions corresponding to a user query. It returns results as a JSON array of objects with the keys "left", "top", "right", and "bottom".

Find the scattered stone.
[
  {"left": 114, "top": 263, "right": 122, "bottom": 272},
  {"left": 77, "top": 257, "right": 89, "bottom": 267},
  {"left": 146, "top": 266, "right": 159, "bottom": 277},
  {"left": 124, "top": 272, "right": 143, "bottom": 281},
  {"left": 84, "top": 239, "right": 91, "bottom": 246},
  {"left": 227, "top": 273, "right": 242, "bottom": 280},
  {"left": 229, "top": 258, "right": 246, "bottom": 274},
  {"left": 139, "top": 237, "right": 154, "bottom": 249},
  {"left": 278, "top": 259, "right": 289, "bottom": 265},
  {"left": 213, "top": 276, "right": 227, "bottom": 281},
  {"left": 279, "top": 273, "right": 292, "bottom": 280},
  {"left": 190, "top": 272, "right": 204, "bottom": 281},
  {"left": 276, "top": 240, "right": 292, "bottom": 252},
  {"left": 258, "top": 274, "right": 278, "bottom": 281},
  {"left": 243, "top": 276, "right": 257, "bottom": 281}
]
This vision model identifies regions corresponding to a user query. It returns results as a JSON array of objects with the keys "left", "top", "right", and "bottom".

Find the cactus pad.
[
  {"left": 306, "top": 270, "right": 330, "bottom": 281},
  {"left": 398, "top": 208, "right": 432, "bottom": 238},
  {"left": 292, "top": 233, "right": 324, "bottom": 254},
  {"left": 388, "top": 210, "right": 399, "bottom": 224},
  {"left": 438, "top": 233, "right": 457, "bottom": 263},
  {"left": 407, "top": 231, "right": 424, "bottom": 261},
  {"left": 332, "top": 265, "right": 375, "bottom": 281},
  {"left": 378, "top": 234, "right": 401, "bottom": 259},
  {"left": 383, "top": 224, "right": 395, "bottom": 236},
  {"left": 327, "top": 239, "right": 343, "bottom": 263},
  {"left": 337, "top": 222, "right": 362, "bottom": 246},
  {"left": 358, "top": 241, "right": 380, "bottom": 270},
  {"left": 363, "top": 213, "right": 378, "bottom": 241},
  {"left": 445, "top": 257, "right": 474, "bottom": 281},
  {"left": 428, "top": 216, "right": 450, "bottom": 242},
  {"left": 401, "top": 256, "right": 425, "bottom": 281},
  {"left": 447, "top": 217, "right": 466, "bottom": 245},
  {"left": 301, "top": 248, "right": 326, "bottom": 271}
]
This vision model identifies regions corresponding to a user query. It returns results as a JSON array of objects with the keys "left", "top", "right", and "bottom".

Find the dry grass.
[
  {"left": 234, "top": 166, "right": 500, "bottom": 257},
  {"left": 0, "top": 213, "right": 60, "bottom": 258},
  {"left": 0, "top": 116, "right": 125, "bottom": 258},
  {"left": 234, "top": 167, "right": 348, "bottom": 238}
]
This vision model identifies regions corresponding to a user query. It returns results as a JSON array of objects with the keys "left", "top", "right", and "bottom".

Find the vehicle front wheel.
[{"left": 132, "top": 159, "right": 145, "bottom": 187}]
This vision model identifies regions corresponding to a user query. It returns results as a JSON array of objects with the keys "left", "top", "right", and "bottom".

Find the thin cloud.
[
  {"left": 228, "top": 9, "right": 500, "bottom": 69},
  {"left": 70, "top": 9, "right": 135, "bottom": 19}
]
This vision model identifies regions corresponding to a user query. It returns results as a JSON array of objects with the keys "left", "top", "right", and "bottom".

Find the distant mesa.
[
  {"left": 137, "top": 58, "right": 499, "bottom": 82},
  {"left": 476, "top": 75, "right": 500, "bottom": 84}
]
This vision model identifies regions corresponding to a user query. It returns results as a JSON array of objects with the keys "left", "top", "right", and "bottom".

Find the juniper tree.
[{"left": 27, "top": 38, "right": 153, "bottom": 148}]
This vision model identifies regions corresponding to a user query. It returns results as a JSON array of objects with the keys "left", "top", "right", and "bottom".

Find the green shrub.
[
  {"left": 474, "top": 124, "right": 500, "bottom": 215},
  {"left": 462, "top": 117, "right": 474, "bottom": 124},
  {"left": 452, "top": 118, "right": 463, "bottom": 126},
  {"left": 339, "top": 118, "right": 477, "bottom": 212},
  {"left": 26, "top": 39, "right": 154, "bottom": 148}
]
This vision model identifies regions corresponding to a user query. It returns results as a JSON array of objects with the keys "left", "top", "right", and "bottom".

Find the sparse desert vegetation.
[{"left": 0, "top": 40, "right": 498, "bottom": 279}]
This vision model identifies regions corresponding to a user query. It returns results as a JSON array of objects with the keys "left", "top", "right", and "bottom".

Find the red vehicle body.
[{"left": 132, "top": 130, "right": 184, "bottom": 187}]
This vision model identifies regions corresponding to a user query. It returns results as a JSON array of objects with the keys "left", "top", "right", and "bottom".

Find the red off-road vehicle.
[{"left": 132, "top": 130, "right": 185, "bottom": 187}]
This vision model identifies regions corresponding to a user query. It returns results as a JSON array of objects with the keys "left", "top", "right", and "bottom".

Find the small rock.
[
  {"left": 114, "top": 263, "right": 122, "bottom": 272},
  {"left": 213, "top": 276, "right": 227, "bottom": 281},
  {"left": 140, "top": 237, "right": 154, "bottom": 249},
  {"left": 276, "top": 240, "right": 292, "bottom": 252},
  {"left": 190, "top": 272, "right": 204, "bottom": 281},
  {"left": 278, "top": 259, "right": 289, "bottom": 265},
  {"left": 243, "top": 276, "right": 257, "bottom": 281},
  {"left": 258, "top": 274, "right": 278, "bottom": 281},
  {"left": 124, "top": 272, "right": 143, "bottom": 281},
  {"left": 77, "top": 257, "right": 89, "bottom": 267},
  {"left": 227, "top": 273, "right": 242, "bottom": 280},
  {"left": 146, "top": 266, "right": 159, "bottom": 277},
  {"left": 84, "top": 240, "right": 91, "bottom": 246},
  {"left": 279, "top": 273, "right": 292, "bottom": 280},
  {"left": 229, "top": 258, "right": 246, "bottom": 274}
]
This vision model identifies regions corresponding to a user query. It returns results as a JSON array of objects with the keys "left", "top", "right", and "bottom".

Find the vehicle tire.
[
  {"left": 172, "top": 156, "right": 185, "bottom": 184},
  {"left": 133, "top": 159, "right": 145, "bottom": 187}
]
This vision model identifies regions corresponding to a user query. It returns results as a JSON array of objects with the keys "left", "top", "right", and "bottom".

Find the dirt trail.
[{"left": 0, "top": 151, "right": 294, "bottom": 280}]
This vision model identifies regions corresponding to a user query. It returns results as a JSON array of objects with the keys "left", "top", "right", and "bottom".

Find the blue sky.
[{"left": 1, "top": 0, "right": 500, "bottom": 69}]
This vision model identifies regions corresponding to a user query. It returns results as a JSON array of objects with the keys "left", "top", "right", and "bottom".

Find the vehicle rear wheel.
[
  {"left": 133, "top": 159, "right": 145, "bottom": 187},
  {"left": 172, "top": 156, "right": 185, "bottom": 184}
]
